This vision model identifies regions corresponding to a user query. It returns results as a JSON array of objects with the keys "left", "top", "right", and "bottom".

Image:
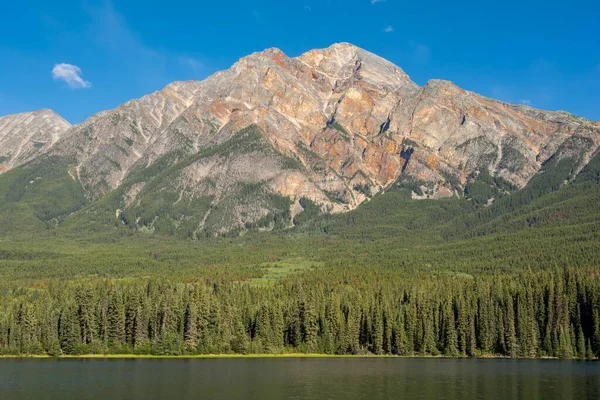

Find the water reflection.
[{"left": 1, "top": 358, "right": 599, "bottom": 399}]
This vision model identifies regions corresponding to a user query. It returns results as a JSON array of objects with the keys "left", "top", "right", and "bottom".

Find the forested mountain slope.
[
  {"left": 1, "top": 44, "right": 599, "bottom": 359},
  {"left": 0, "top": 143, "right": 598, "bottom": 359},
  {"left": 0, "top": 163, "right": 599, "bottom": 357}
]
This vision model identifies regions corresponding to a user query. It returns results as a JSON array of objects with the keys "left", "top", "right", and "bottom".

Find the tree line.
[{"left": 1, "top": 266, "right": 599, "bottom": 359}]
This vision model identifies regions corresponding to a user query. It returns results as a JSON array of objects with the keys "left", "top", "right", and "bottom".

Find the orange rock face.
[{"left": 43, "top": 43, "right": 600, "bottom": 220}]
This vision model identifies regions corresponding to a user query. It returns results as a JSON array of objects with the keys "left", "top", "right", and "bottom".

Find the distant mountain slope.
[
  {"left": 0, "top": 109, "right": 70, "bottom": 174},
  {"left": 1, "top": 43, "right": 599, "bottom": 236},
  {"left": 0, "top": 155, "right": 86, "bottom": 236},
  {"left": 81, "top": 125, "right": 316, "bottom": 237}
]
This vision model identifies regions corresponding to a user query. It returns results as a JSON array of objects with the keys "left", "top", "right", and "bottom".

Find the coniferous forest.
[
  {"left": 2, "top": 267, "right": 600, "bottom": 359},
  {"left": 0, "top": 153, "right": 599, "bottom": 358}
]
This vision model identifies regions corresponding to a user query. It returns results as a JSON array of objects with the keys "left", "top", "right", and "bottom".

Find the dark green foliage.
[
  {"left": 498, "top": 141, "right": 527, "bottom": 173},
  {"left": 199, "top": 125, "right": 299, "bottom": 164},
  {"left": 121, "top": 125, "right": 302, "bottom": 236},
  {"left": 296, "top": 142, "right": 321, "bottom": 160},
  {"left": 104, "top": 157, "right": 121, "bottom": 171},
  {"left": 576, "top": 152, "right": 600, "bottom": 184},
  {"left": 1, "top": 268, "right": 599, "bottom": 358},
  {"left": 65, "top": 125, "right": 306, "bottom": 238},
  {"left": 323, "top": 189, "right": 347, "bottom": 204},
  {"left": 443, "top": 157, "right": 581, "bottom": 239},
  {"left": 440, "top": 171, "right": 461, "bottom": 191},
  {"left": 0, "top": 158, "right": 597, "bottom": 357},
  {"left": 463, "top": 169, "right": 514, "bottom": 206},
  {"left": 279, "top": 156, "right": 304, "bottom": 171},
  {"left": 0, "top": 132, "right": 599, "bottom": 358},
  {"left": 327, "top": 121, "right": 351, "bottom": 142},
  {"left": 0, "top": 156, "right": 86, "bottom": 235},
  {"left": 244, "top": 193, "right": 293, "bottom": 232},
  {"left": 455, "top": 136, "right": 498, "bottom": 168},
  {"left": 293, "top": 198, "right": 322, "bottom": 227},
  {"left": 58, "top": 304, "right": 81, "bottom": 355},
  {"left": 389, "top": 175, "right": 427, "bottom": 195},
  {"left": 353, "top": 184, "right": 372, "bottom": 197},
  {"left": 401, "top": 138, "right": 418, "bottom": 148}
]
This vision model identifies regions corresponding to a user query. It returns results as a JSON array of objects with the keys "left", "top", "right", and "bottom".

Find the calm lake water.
[{"left": 0, "top": 358, "right": 599, "bottom": 399}]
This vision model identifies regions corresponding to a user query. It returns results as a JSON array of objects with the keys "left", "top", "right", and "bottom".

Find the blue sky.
[{"left": 1, "top": 0, "right": 599, "bottom": 123}]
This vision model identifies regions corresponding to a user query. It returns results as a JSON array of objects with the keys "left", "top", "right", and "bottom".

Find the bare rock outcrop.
[
  {"left": 0, "top": 109, "right": 70, "bottom": 173},
  {"left": 3, "top": 43, "right": 599, "bottom": 233}
]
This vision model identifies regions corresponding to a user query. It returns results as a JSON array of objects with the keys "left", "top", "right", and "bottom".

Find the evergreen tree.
[
  {"left": 58, "top": 305, "right": 80, "bottom": 355},
  {"left": 107, "top": 289, "right": 126, "bottom": 350}
]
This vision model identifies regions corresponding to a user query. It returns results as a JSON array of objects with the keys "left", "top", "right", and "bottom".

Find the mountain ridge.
[
  {"left": 0, "top": 109, "right": 71, "bottom": 173},
  {"left": 1, "top": 42, "right": 599, "bottom": 236}
]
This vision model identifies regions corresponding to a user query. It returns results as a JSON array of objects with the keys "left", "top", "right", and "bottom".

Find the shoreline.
[{"left": 0, "top": 353, "right": 569, "bottom": 360}]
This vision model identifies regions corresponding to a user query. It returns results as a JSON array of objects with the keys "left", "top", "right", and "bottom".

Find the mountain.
[
  {"left": 1, "top": 43, "right": 599, "bottom": 236},
  {"left": 0, "top": 109, "right": 70, "bottom": 174}
]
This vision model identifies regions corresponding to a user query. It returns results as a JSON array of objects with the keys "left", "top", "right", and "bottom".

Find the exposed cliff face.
[
  {"left": 402, "top": 81, "right": 599, "bottom": 189},
  {"left": 0, "top": 109, "right": 71, "bottom": 174},
  {"left": 3, "top": 43, "right": 599, "bottom": 235}
]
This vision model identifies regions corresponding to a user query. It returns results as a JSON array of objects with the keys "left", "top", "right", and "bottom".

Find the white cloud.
[
  {"left": 519, "top": 99, "right": 532, "bottom": 105},
  {"left": 52, "top": 63, "right": 91, "bottom": 89},
  {"left": 371, "top": 0, "right": 385, "bottom": 4},
  {"left": 383, "top": 25, "right": 394, "bottom": 33},
  {"left": 305, "top": 5, "right": 312, "bottom": 11}
]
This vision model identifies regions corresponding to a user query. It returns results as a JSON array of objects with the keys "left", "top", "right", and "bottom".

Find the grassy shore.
[
  {"left": 0, "top": 353, "right": 397, "bottom": 359},
  {"left": 0, "top": 353, "right": 564, "bottom": 360}
]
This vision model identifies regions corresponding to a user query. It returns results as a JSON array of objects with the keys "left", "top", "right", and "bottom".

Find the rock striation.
[
  {"left": 0, "top": 109, "right": 70, "bottom": 173},
  {"left": 3, "top": 43, "right": 599, "bottom": 234}
]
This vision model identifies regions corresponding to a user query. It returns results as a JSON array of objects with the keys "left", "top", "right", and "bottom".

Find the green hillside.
[
  {"left": 0, "top": 156, "right": 86, "bottom": 238},
  {"left": 0, "top": 149, "right": 598, "bottom": 358}
]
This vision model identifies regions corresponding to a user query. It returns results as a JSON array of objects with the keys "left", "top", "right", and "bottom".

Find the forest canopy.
[{"left": 0, "top": 153, "right": 599, "bottom": 358}]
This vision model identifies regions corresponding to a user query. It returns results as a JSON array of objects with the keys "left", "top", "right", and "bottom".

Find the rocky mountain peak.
[
  {"left": 231, "top": 47, "right": 292, "bottom": 73},
  {"left": 3, "top": 43, "right": 598, "bottom": 236},
  {"left": 0, "top": 109, "right": 71, "bottom": 173},
  {"left": 298, "top": 42, "right": 414, "bottom": 90}
]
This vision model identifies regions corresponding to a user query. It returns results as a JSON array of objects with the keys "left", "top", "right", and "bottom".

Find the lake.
[{"left": 1, "top": 358, "right": 599, "bottom": 399}]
